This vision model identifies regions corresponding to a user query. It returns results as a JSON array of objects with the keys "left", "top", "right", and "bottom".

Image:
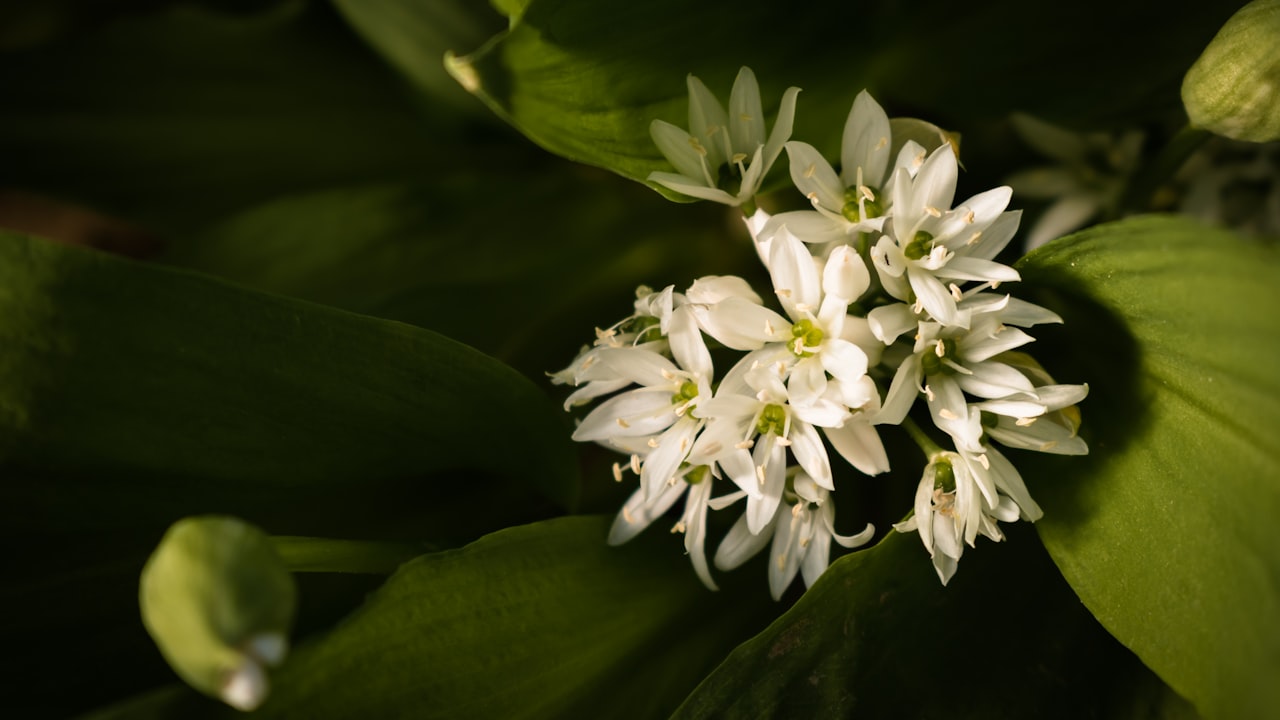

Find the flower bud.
[
  {"left": 1181, "top": 0, "right": 1280, "bottom": 142},
  {"left": 140, "top": 516, "right": 296, "bottom": 711}
]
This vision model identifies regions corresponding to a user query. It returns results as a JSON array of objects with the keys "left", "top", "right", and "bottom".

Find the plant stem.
[{"left": 902, "top": 416, "right": 946, "bottom": 459}]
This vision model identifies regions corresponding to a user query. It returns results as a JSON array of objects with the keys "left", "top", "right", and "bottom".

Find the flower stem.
[
  {"left": 741, "top": 197, "right": 758, "bottom": 217},
  {"left": 902, "top": 416, "right": 946, "bottom": 460}
]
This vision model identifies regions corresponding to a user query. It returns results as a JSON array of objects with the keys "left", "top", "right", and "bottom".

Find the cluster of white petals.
[{"left": 556, "top": 72, "right": 1088, "bottom": 596}]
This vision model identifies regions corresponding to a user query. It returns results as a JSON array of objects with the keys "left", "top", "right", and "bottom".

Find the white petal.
[
  {"left": 955, "top": 360, "right": 1037, "bottom": 399},
  {"left": 691, "top": 298, "right": 789, "bottom": 350},
  {"left": 714, "top": 512, "right": 773, "bottom": 570},
  {"left": 668, "top": 306, "right": 713, "bottom": 379},
  {"left": 763, "top": 87, "right": 802, "bottom": 170},
  {"left": 874, "top": 354, "right": 922, "bottom": 425},
  {"left": 572, "top": 390, "right": 675, "bottom": 441},
  {"left": 648, "top": 171, "right": 739, "bottom": 205},
  {"left": 787, "top": 356, "right": 827, "bottom": 408},
  {"left": 728, "top": 66, "right": 765, "bottom": 155},
  {"left": 686, "top": 74, "right": 729, "bottom": 169},
  {"left": 985, "top": 445, "right": 1042, "bottom": 521},
  {"left": 769, "top": 228, "right": 823, "bottom": 318},
  {"left": 640, "top": 416, "right": 701, "bottom": 501},
  {"left": 963, "top": 210, "right": 1021, "bottom": 261},
  {"left": 908, "top": 267, "right": 959, "bottom": 327},
  {"left": 785, "top": 141, "right": 845, "bottom": 213},
  {"left": 822, "top": 244, "right": 871, "bottom": 302},
  {"left": 764, "top": 210, "right": 846, "bottom": 246},
  {"left": 683, "top": 479, "right": 719, "bottom": 590},
  {"left": 959, "top": 324, "right": 1034, "bottom": 362},
  {"left": 823, "top": 422, "right": 890, "bottom": 475},
  {"left": 608, "top": 483, "right": 685, "bottom": 545},
  {"left": 686, "top": 275, "right": 762, "bottom": 304},
  {"left": 597, "top": 347, "right": 680, "bottom": 387},
  {"left": 818, "top": 338, "right": 869, "bottom": 384},
  {"left": 649, "top": 120, "right": 706, "bottom": 181},
  {"left": 840, "top": 90, "right": 892, "bottom": 189},
  {"left": 747, "top": 440, "right": 786, "bottom": 535},
  {"left": 937, "top": 256, "right": 1021, "bottom": 284},
  {"left": 789, "top": 420, "right": 834, "bottom": 490},
  {"left": 868, "top": 303, "right": 918, "bottom": 345}
]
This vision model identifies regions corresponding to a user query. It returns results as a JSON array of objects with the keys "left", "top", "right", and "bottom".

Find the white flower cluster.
[{"left": 553, "top": 68, "right": 1088, "bottom": 596}]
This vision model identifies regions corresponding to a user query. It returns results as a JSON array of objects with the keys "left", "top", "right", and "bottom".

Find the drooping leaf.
[
  {"left": 245, "top": 516, "right": 775, "bottom": 719},
  {"left": 673, "top": 527, "right": 1188, "bottom": 719},
  {"left": 447, "top": 0, "right": 1240, "bottom": 191},
  {"left": 1015, "top": 215, "right": 1280, "bottom": 720}
]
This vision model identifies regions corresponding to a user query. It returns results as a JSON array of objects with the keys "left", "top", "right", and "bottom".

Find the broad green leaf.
[
  {"left": 0, "top": 231, "right": 576, "bottom": 507},
  {"left": 1182, "top": 0, "right": 1280, "bottom": 142},
  {"left": 247, "top": 516, "right": 775, "bottom": 719},
  {"left": 447, "top": 0, "right": 1240, "bottom": 190},
  {"left": 1015, "top": 216, "right": 1280, "bottom": 720},
  {"left": 673, "top": 527, "right": 1188, "bottom": 719},
  {"left": 331, "top": 0, "right": 504, "bottom": 117},
  {"left": 160, "top": 171, "right": 755, "bottom": 378},
  {"left": 0, "top": 2, "right": 452, "bottom": 233}
]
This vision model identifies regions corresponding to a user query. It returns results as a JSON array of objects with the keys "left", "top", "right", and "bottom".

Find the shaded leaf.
[
  {"left": 0, "top": 231, "right": 576, "bottom": 506},
  {"left": 250, "top": 516, "right": 775, "bottom": 719},
  {"left": 673, "top": 527, "right": 1182, "bottom": 719},
  {"left": 1015, "top": 215, "right": 1280, "bottom": 720},
  {"left": 0, "top": 2, "right": 448, "bottom": 233}
]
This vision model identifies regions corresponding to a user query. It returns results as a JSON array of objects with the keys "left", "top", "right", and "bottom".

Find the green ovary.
[
  {"left": 787, "top": 319, "right": 824, "bottom": 356},
  {"left": 756, "top": 403, "right": 788, "bottom": 436},
  {"left": 671, "top": 381, "right": 699, "bottom": 405}
]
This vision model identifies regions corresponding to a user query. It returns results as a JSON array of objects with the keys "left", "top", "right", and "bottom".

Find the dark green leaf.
[
  {"left": 0, "top": 2, "right": 446, "bottom": 233},
  {"left": 250, "top": 516, "right": 775, "bottom": 719},
  {"left": 673, "top": 527, "right": 1183, "bottom": 719},
  {"left": 448, "top": 0, "right": 1239, "bottom": 190},
  {"left": 1016, "top": 215, "right": 1280, "bottom": 720},
  {"left": 0, "top": 231, "right": 576, "bottom": 507}
]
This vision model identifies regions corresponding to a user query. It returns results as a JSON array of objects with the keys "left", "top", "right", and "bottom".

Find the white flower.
[
  {"left": 648, "top": 67, "right": 800, "bottom": 206},
  {"left": 760, "top": 90, "right": 895, "bottom": 246},
  {"left": 609, "top": 465, "right": 720, "bottom": 590},
  {"left": 893, "top": 450, "right": 1020, "bottom": 585},
  {"left": 870, "top": 143, "right": 1023, "bottom": 327},
  {"left": 690, "top": 354, "right": 845, "bottom": 534},
  {"left": 715, "top": 471, "right": 874, "bottom": 599}
]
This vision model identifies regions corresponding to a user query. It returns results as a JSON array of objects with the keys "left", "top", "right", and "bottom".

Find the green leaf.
[
  {"left": 0, "top": 231, "right": 576, "bottom": 508},
  {"left": 447, "top": 0, "right": 1240, "bottom": 190},
  {"left": 673, "top": 527, "right": 1185, "bottom": 719},
  {"left": 0, "top": 2, "right": 447, "bottom": 233},
  {"left": 1015, "top": 216, "right": 1280, "bottom": 719},
  {"left": 331, "top": 0, "right": 505, "bottom": 117},
  {"left": 249, "top": 516, "right": 775, "bottom": 719}
]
